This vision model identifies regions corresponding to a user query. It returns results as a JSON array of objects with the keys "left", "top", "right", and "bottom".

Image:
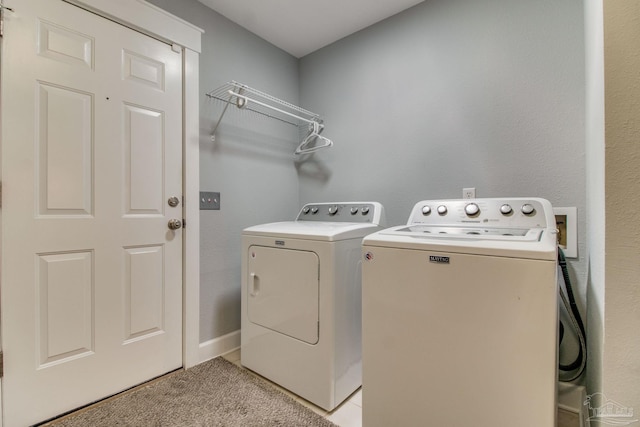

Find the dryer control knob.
[
  {"left": 465, "top": 203, "right": 480, "bottom": 216},
  {"left": 311, "top": 207, "right": 319, "bottom": 214},
  {"left": 350, "top": 207, "right": 359, "bottom": 215},
  {"left": 328, "top": 205, "right": 338, "bottom": 215},
  {"left": 361, "top": 206, "right": 370, "bottom": 215},
  {"left": 437, "top": 205, "right": 447, "bottom": 215},
  {"left": 421, "top": 205, "right": 431, "bottom": 215},
  {"left": 302, "top": 206, "right": 311, "bottom": 214},
  {"left": 500, "top": 204, "right": 513, "bottom": 215},
  {"left": 521, "top": 204, "right": 535, "bottom": 215}
]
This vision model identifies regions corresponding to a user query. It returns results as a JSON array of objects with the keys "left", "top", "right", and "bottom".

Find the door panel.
[
  {"left": 1, "top": 0, "right": 183, "bottom": 425},
  {"left": 37, "top": 82, "right": 94, "bottom": 216},
  {"left": 37, "top": 250, "right": 94, "bottom": 366},
  {"left": 124, "top": 104, "right": 164, "bottom": 215},
  {"left": 247, "top": 246, "right": 320, "bottom": 345},
  {"left": 124, "top": 245, "right": 165, "bottom": 342},
  {"left": 37, "top": 19, "right": 95, "bottom": 68}
]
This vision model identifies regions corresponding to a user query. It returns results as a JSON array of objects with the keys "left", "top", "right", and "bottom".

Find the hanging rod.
[{"left": 206, "top": 81, "right": 333, "bottom": 155}]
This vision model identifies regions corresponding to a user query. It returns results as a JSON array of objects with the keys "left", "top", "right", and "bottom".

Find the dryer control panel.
[
  {"left": 297, "top": 202, "right": 385, "bottom": 225},
  {"left": 407, "top": 198, "right": 554, "bottom": 230}
]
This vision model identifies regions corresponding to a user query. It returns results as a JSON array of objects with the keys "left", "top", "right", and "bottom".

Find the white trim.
[
  {"left": 64, "top": 0, "right": 203, "bottom": 52},
  {"left": 558, "top": 382, "right": 589, "bottom": 427},
  {"left": 183, "top": 48, "right": 201, "bottom": 369},
  {"left": 199, "top": 330, "right": 242, "bottom": 363}
]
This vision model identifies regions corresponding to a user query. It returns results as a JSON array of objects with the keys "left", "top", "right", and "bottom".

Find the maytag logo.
[
  {"left": 275, "top": 240, "right": 285, "bottom": 246},
  {"left": 429, "top": 255, "right": 450, "bottom": 264}
]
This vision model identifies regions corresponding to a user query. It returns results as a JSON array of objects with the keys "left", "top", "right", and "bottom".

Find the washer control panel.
[
  {"left": 407, "top": 198, "right": 552, "bottom": 229},
  {"left": 297, "top": 202, "right": 384, "bottom": 225}
]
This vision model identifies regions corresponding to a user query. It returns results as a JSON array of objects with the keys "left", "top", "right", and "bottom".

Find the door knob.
[
  {"left": 168, "top": 219, "right": 182, "bottom": 230},
  {"left": 168, "top": 196, "right": 180, "bottom": 207}
]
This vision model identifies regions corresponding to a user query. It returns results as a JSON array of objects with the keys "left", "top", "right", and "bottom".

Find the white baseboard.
[
  {"left": 558, "top": 382, "right": 589, "bottom": 427},
  {"left": 198, "top": 330, "right": 241, "bottom": 364}
]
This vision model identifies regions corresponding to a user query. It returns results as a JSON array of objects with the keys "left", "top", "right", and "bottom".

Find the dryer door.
[{"left": 247, "top": 246, "right": 320, "bottom": 344}]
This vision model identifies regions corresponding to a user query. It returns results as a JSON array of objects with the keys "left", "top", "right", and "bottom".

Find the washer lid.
[
  {"left": 243, "top": 221, "right": 382, "bottom": 241},
  {"left": 363, "top": 225, "right": 557, "bottom": 260},
  {"left": 393, "top": 225, "right": 544, "bottom": 241}
]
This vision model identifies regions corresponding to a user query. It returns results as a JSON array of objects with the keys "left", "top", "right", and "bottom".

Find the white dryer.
[
  {"left": 362, "top": 198, "right": 558, "bottom": 427},
  {"left": 241, "top": 202, "right": 385, "bottom": 411}
]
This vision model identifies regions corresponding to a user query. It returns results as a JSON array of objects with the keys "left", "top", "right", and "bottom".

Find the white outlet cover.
[{"left": 553, "top": 207, "right": 577, "bottom": 258}]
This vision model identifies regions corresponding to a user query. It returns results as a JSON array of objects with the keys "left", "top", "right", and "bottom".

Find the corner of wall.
[{"left": 584, "top": 0, "right": 605, "bottom": 404}]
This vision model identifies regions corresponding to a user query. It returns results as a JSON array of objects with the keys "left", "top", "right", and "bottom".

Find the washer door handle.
[{"left": 250, "top": 273, "right": 260, "bottom": 297}]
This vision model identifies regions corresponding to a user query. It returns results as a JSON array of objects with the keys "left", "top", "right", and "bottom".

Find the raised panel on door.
[
  {"left": 247, "top": 246, "right": 320, "bottom": 345},
  {"left": 37, "top": 250, "right": 95, "bottom": 367},
  {"left": 37, "top": 82, "right": 94, "bottom": 216},
  {"left": 123, "top": 104, "right": 164, "bottom": 216},
  {"left": 122, "top": 49, "right": 165, "bottom": 91},
  {"left": 37, "top": 19, "right": 94, "bottom": 69},
  {"left": 124, "top": 245, "right": 165, "bottom": 343}
]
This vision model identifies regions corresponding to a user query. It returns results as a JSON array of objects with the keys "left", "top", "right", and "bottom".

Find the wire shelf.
[{"left": 206, "top": 81, "right": 332, "bottom": 155}]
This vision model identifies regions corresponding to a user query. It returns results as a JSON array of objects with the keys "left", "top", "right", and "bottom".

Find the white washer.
[
  {"left": 362, "top": 198, "right": 558, "bottom": 427},
  {"left": 241, "top": 202, "right": 385, "bottom": 411}
]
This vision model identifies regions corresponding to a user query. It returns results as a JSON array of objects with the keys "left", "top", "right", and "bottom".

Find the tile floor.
[
  {"left": 222, "top": 349, "right": 362, "bottom": 427},
  {"left": 222, "top": 349, "right": 579, "bottom": 427}
]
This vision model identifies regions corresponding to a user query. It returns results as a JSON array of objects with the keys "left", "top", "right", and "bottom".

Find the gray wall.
[
  {"left": 148, "top": 0, "right": 301, "bottom": 342},
  {"left": 299, "top": 0, "right": 587, "bottom": 374},
  {"left": 150, "top": 0, "right": 589, "bottom": 376}
]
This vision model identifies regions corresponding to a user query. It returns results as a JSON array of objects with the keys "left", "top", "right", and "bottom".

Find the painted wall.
[
  {"left": 603, "top": 0, "right": 640, "bottom": 418},
  {"left": 299, "top": 0, "right": 588, "bottom": 376},
  {"left": 147, "top": 0, "right": 301, "bottom": 343},
  {"left": 132, "top": 0, "right": 640, "bottom": 418},
  {"left": 150, "top": 0, "right": 592, "bottom": 383}
]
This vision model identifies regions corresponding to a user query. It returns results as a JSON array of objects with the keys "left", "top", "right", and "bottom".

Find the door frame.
[{"left": 0, "top": 0, "right": 203, "bottom": 413}]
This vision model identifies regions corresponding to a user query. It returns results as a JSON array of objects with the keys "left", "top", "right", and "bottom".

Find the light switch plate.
[{"left": 200, "top": 191, "right": 220, "bottom": 210}]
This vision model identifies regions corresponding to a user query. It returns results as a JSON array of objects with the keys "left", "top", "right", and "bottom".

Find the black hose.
[{"left": 557, "top": 247, "right": 587, "bottom": 380}]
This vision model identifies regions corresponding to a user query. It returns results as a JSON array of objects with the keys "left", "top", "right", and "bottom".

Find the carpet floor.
[{"left": 43, "top": 357, "right": 338, "bottom": 426}]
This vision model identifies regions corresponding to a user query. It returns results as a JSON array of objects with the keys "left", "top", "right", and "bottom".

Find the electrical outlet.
[{"left": 463, "top": 188, "right": 476, "bottom": 199}]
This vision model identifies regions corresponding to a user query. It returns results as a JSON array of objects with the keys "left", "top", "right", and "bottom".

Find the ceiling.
[{"left": 196, "top": 0, "right": 425, "bottom": 58}]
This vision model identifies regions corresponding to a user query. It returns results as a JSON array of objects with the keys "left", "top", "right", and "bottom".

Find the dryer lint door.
[{"left": 247, "top": 246, "right": 320, "bottom": 344}]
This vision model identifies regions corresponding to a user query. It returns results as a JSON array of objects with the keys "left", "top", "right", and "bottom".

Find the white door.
[{"left": 0, "top": 0, "right": 183, "bottom": 425}]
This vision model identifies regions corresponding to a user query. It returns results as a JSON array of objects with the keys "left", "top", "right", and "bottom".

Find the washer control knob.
[
  {"left": 500, "top": 204, "right": 513, "bottom": 215},
  {"left": 302, "top": 206, "right": 310, "bottom": 214},
  {"left": 437, "top": 205, "right": 448, "bottom": 215},
  {"left": 361, "top": 206, "right": 370, "bottom": 215},
  {"left": 521, "top": 204, "right": 535, "bottom": 215},
  {"left": 464, "top": 203, "right": 480, "bottom": 216},
  {"left": 328, "top": 205, "right": 338, "bottom": 215},
  {"left": 350, "top": 207, "right": 359, "bottom": 215},
  {"left": 311, "top": 207, "right": 319, "bottom": 214},
  {"left": 421, "top": 205, "right": 431, "bottom": 215}
]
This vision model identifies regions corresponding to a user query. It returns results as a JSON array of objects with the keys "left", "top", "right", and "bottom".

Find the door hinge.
[
  {"left": 182, "top": 219, "right": 186, "bottom": 228},
  {"left": 0, "top": 3, "right": 14, "bottom": 38},
  {"left": 0, "top": 351, "right": 4, "bottom": 378}
]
